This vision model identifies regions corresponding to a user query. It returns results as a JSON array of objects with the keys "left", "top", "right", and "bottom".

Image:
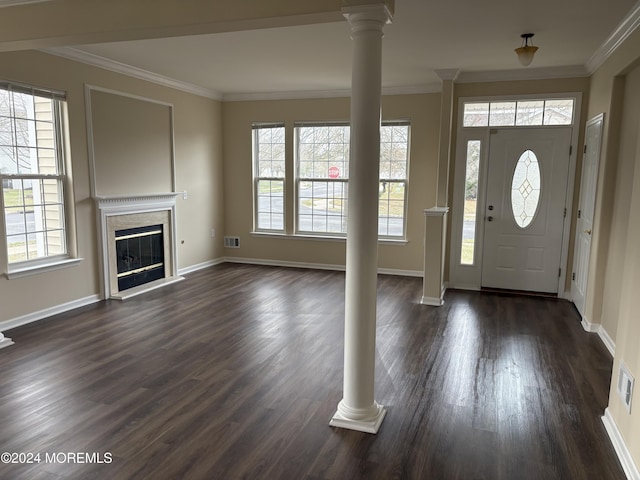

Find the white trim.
[
  {"left": 223, "top": 256, "right": 421, "bottom": 277},
  {"left": 580, "top": 315, "right": 616, "bottom": 356},
  {"left": 586, "top": 3, "right": 640, "bottom": 74},
  {"left": 0, "top": 294, "right": 101, "bottom": 333},
  {"left": 456, "top": 65, "right": 589, "bottom": 84},
  {"left": 84, "top": 84, "right": 178, "bottom": 198},
  {"left": 5, "top": 257, "right": 83, "bottom": 279},
  {"left": 581, "top": 315, "right": 600, "bottom": 333},
  {"left": 598, "top": 325, "right": 616, "bottom": 357},
  {"left": 178, "top": 258, "right": 225, "bottom": 276},
  {"left": 223, "top": 84, "right": 440, "bottom": 102},
  {"left": 0, "top": 333, "right": 14, "bottom": 349},
  {"left": 42, "top": 47, "right": 222, "bottom": 100},
  {"left": 95, "top": 193, "right": 181, "bottom": 299},
  {"left": 602, "top": 407, "right": 640, "bottom": 480},
  {"left": 0, "top": 0, "right": 52, "bottom": 6},
  {"left": 378, "top": 267, "right": 422, "bottom": 277},
  {"left": 420, "top": 296, "right": 444, "bottom": 306}
]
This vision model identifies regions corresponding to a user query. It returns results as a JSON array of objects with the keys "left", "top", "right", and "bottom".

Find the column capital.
[{"left": 342, "top": 2, "right": 393, "bottom": 31}]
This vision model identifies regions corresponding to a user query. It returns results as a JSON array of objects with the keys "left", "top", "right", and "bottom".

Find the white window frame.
[
  {"left": 252, "top": 123, "right": 286, "bottom": 233},
  {"left": 0, "top": 81, "right": 79, "bottom": 278},
  {"left": 294, "top": 122, "right": 350, "bottom": 236},
  {"left": 292, "top": 121, "right": 410, "bottom": 240}
]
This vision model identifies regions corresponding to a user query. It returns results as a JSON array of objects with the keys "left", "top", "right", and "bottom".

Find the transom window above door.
[{"left": 463, "top": 99, "right": 574, "bottom": 127}]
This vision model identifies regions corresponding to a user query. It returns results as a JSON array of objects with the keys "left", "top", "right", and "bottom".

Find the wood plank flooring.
[{"left": 0, "top": 263, "right": 625, "bottom": 479}]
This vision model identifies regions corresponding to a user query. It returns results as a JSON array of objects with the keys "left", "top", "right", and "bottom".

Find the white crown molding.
[
  {"left": 0, "top": 0, "right": 51, "bottom": 6},
  {"left": 456, "top": 65, "right": 589, "bottom": 84},
  {"left": 40, "top": 46, "right": 223, "bottom": 100},
  {"left": 434, "top": 69, "right": 460, "bottom": 81},
  {"left": 223, "top": 83, "right": 440, "bottom": 102},
  {"left": 586, "top": 1, "right": 640, "bottom": 74}
]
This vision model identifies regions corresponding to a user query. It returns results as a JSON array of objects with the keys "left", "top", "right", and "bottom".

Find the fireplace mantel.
[{"left": 95, "top": 193, "right": 183, "bottom": 300}]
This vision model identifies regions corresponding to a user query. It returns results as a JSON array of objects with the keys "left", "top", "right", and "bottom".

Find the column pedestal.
[{"left": 0, "top": 332, "right": 14, "bottom": 349}]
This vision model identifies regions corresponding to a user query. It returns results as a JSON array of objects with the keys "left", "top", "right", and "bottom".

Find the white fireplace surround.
[{"left": 96, "top": 193, "right": 184, "bottom": 300}]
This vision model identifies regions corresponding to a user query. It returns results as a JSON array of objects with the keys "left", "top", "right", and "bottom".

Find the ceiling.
[{"left": 50, "top": 0, "right": 639, "bottom": 100}]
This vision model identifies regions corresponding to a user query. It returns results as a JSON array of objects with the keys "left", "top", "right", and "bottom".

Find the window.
[
  {"left": 379, "top": 122, "right": 409, "bottom": 237},
  {"left": 0, "top": 83, "right": 71, "bottom": 269},
  {"left": 462, "top": 98, "right": 574, "bottom": 127},
  {"left": 293, "top": 122, "right": 410, "bottom": 238},
  {"left": 296, "top": 124, "right": 350, "bottom": 235},
  {"left": 511, "top": 149, "right": 541, "bottom": 228},
  {"left": 460, "top": 140, "right": 480, "bottom": 265},
  {"left": 253, "top": 124, "right": 285, "bottom": 232}
]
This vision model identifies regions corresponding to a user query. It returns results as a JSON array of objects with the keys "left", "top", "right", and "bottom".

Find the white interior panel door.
[
  {"left": 571, "top": 114, "right": 603, "bottom": 316},
  {"left": 482, "top": 128, "right": 571, "bottom": 293}
]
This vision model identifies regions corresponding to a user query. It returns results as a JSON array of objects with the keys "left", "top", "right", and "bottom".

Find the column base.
[
  {"left": 329, "top": 400, "right": 386, "bottom": 434},
  {"left": 0, "top": 334, "right": 14, "bottom": 349}
]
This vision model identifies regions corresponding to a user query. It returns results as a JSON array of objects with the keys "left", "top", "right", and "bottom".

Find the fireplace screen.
[{"left": 115, "top": 224, "right": 165, "bottom": 291}]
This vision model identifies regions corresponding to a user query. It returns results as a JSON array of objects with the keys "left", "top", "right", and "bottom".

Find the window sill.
[
  {"left": 250, "top": 231, "right": 408, "bottom": 246},
  {"left": 5, "top": 257, "right": 83, "bottom": 279}
]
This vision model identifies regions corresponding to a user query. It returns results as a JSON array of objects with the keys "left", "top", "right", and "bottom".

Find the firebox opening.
[{"left": 115, "top": 224, "right": 165, "bottom": 291}]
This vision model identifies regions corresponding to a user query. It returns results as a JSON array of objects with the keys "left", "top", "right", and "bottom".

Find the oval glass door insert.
[{"left": 511, "top": 149, "right": 541, "bottom": 228}]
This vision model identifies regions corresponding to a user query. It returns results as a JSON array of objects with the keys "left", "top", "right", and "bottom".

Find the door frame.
[
  {"left": 449, "top": 93, "right": 583, "bottom": 296},
  {"left": 571, "top": 113, "right": 604, "bottom": 319}
]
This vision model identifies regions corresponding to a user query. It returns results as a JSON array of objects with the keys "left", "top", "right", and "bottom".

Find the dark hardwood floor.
[{"left": 0, "top": 263, "right": 624, "bottom": 479}]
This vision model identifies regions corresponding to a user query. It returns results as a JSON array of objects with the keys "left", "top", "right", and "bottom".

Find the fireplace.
[
  {"left": 115, "top": 224, "right": 165, "bottom": 291},
  {"left": 96, "top": 193, "right": 183, "bottom": 300}
]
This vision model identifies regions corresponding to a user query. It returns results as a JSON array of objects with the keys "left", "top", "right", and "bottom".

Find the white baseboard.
[
  {"left": 223, "top": 256, "right": 422, "bottom": 277},
  {"left": 581, "top": 315, "right": 615, "bottom": 357},
  {"left": 602, "top": 407, "right": 640, "bottom": 480},
  {"left": 0, "top": 294, "right": 101, "bottom": 334},
  {"left": 581, "top": 315, "right": 600, "bottom": 333},
  {"left": 598, "top": 325, "right": 616, "bottom": 357},
  {"left": 178, "top": 257, "right": 225, "bottom": 276},
  {"left": 420, "top": 296, "right": 444, "bottom": 306}
]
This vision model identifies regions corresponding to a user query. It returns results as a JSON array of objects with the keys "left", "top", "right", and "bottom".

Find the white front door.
[
  {"left": 571, "top": 114, "right": 603, "bottom": 316},
  {"left": 481, "top": 128, "right": 571, "bottom": 293}
]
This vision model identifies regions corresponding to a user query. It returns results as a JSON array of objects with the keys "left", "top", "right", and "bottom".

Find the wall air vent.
[
  {"left": 617, "top": 362, "right": 635, "bottom": 414},
  {"left": 224, "top": 236, "right": 240, "bottom": 249}
]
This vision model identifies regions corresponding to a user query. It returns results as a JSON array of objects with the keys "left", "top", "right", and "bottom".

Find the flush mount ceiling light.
[{"left": 515, "top": 33, "right": 539, "bottom": 67}]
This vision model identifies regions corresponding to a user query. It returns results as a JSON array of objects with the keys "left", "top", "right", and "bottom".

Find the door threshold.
[{"left": 480, "top": 287, "right": 558, "bottom": 298}]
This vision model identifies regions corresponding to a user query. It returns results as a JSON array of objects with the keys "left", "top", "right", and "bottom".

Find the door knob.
[
  {"left": 487, "top": 216, "right": 494, "bottom": 222},
  {"left": 488, "top": 205, "right": 494, "bottom": 211}
]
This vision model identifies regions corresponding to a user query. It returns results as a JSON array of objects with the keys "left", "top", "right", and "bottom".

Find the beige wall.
[
  {"left": 605, "top": 60, "right": 640, "bottom": 465},
  {"left": 221, "top": 93, "right": 441, "bottom": 273},
  {"left": 586, "top": 25, "right": 640, "bottom": 471},
  {"left": 0, "top": 50, "right": 223, "bottom": 323}
]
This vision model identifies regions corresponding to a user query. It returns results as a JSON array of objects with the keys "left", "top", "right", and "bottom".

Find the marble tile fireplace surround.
[{"left": 96, "top": 193, "right": 183, "bottom": 300}]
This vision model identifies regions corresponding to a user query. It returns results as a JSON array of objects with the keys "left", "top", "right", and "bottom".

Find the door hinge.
[
  {"left": 569, "top": 145, "right": 573, "bottom": 155},
  {"left": 584, "top": 144, "right": 587, "bottom": 154},
  {"left": 559, "top": 268, "right": 562, "bottom": 278},
  {"left": 572, "top": 272, "right": 576, "bottom": 281},
  {"left": 563, "top": 207, "right": 567, "bottom": 218},
  {"left": 578, "top": 209, "right": 581, "bottom": 219}
]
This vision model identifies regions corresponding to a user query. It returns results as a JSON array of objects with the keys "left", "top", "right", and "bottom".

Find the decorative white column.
[
  {"left": 330, "top": 2, "right": 392, "bottom": 434},
  {"left": 0, "top": 331, "right": 14, "bottom": 349}
]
